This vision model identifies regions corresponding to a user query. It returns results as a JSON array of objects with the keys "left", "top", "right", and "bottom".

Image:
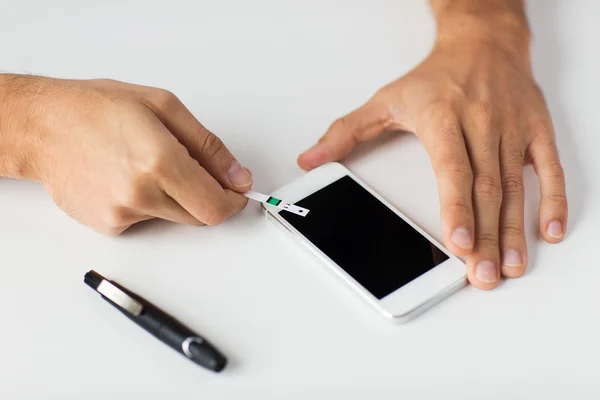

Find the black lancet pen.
[{"left": 84, "top": 270, "right": 227, "bottom": 372}]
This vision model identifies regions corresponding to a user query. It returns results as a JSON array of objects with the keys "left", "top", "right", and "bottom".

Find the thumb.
[
  {"left": 298, "top": 100, "right": 401, "bottom": 170},
  {"left": 194, "top": 127, "right": 253, "bottom": 191}
]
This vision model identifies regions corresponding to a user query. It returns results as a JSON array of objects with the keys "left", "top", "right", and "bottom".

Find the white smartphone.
[{"left": 262, "top": 162, "right": 466, "bottom": 322}]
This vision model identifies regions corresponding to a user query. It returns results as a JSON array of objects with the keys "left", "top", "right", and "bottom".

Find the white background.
[{"left": 1, "top": 1, "right": 598, "bottom": 399}]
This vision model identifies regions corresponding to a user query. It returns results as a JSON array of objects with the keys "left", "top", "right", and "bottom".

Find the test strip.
[{"left": 244, "top": 190, "right": 310, "bottom": 217}]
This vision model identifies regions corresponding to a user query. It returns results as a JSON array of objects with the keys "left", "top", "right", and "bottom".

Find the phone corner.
[
  {"left": 318, "top": 161, "right": 347, "bottom": 173},
  {"left": 382, "top": 277, "right": 467, "bottom": 323}
]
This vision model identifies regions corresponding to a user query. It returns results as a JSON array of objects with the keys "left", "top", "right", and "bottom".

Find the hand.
[
  {"left": 1, "top": 76, "right": 252, "bottom": 235},
  {"left": 298, "top": 22, "right": 567, "bottom": 289}
]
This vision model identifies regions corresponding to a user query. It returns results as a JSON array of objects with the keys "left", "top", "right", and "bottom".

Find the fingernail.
[
  {"left": 451, "top": 227, "right": 473, "bottom": 250},
  {"left": 475, "top": 260, "right": 498, "bottom": 283},
  {"left": 546, "top": 220, "right": 564, "bottom": 239},
  {"left": 228, "top": 160, "right": 253, "bottom": 187},
  {"left": 503, "top": 249, "right": 523, "bottom": 267}
]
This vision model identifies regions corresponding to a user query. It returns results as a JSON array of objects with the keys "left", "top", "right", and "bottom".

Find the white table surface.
[{"left": 1, "top": 1, "right": 598, "bottom": 399}]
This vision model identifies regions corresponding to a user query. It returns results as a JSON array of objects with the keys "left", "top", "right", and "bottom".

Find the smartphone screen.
[{"left": 280, "top": 175, "right": 449, "bottom": 299}]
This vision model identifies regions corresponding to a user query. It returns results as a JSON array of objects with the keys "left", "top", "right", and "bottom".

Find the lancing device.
[{"left": 84, "top": 270, "right": 227, "bottom": 373}]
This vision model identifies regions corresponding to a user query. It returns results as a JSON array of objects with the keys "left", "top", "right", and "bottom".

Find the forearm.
[
  {"left": 0, "top": 74, "right": 41, "bottom": 180},
  {"left": 429, "top": 0, "right": 530, "bottom": 54}
]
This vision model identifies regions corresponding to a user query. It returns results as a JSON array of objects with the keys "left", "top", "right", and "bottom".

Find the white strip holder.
[{"left": 244, "top": 190, "right": 310, "bottom": 217}]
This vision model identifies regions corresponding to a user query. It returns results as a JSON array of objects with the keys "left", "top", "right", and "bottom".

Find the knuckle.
[
  {"left": 443, "top": 198, "right": 472, "bottom": 217},
  {"left": 328, "top": 117, "right": 349, "bottom": 135},
  {"left": 198, "top": 130, "right": 227, "bottom": 158},
  {"left": 437, "top": 155, "right": 473, "bottom": 180},
  {"left": 421, "top": 100, "right": 456, "bottom": 123},
  {"left": 149, "top": 88, "right": 179, "bottom": 112},
  {"left": 474, "top": 173, "right": 503, "bottom": 200},
  {"left": 531, "top": 115, "right": 553, "bottom": 138},
  {"left": 469, "top": 101, "right": 493, "bottom": 125},
  {"left": 325, "top": 115, "right": 360, "bottom": 147},
  {"left": 435, "top": 125, "right": 461, "bottom": 145},
  {"left": 546, "top": 161, "right": 566, "bottom": 182},
  {"left": 121, "top": 184, "right": 149, "bottom": 209},
  {"left": 104, "top": 206, "right": 128, "bottom": 228},
  {"left": 139, "top": 145, "right": 171, "bottom": 177},
  {"left": 500, "top": 221, "right": 522, "bottom": 237},
  {"left": 502, "top": 142, "right": 525, "bottom": 166},
  {"left": 202, "top": 203, "right": 230, "bottom": 226},
  {"left": 446, "top": 198, "right": 471, "bottom": 210},
  {"left": 203, "top": 211, "right": 227, "bottom": 226},
  {"left": 477, "top": 232, "right": 499, "bottom": 248},
  {"left": 501, "top": 172, "right": 524, "bottom": 196},
  {"left": 370, "top": 100, "right": 395, "bottom": 124},
  {"left": 503, "top": 114, "right": 521, "bottom": 140},
  {"left": 546, "top": 193, "right": 568, "bottom": 206},
  {"left": 202, "top": 133, "right": 228, "bottom": 162}
]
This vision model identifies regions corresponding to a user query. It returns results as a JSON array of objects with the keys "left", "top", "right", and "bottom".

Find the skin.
[
  {"left": 0, "top": 1, "right": 567, "bottom": 290},
  {"left": 298, "top": 0, "right": 568, "bottom": 290},
  {"left": 0, "top": 75, "right": 253, "bottom": 235}
]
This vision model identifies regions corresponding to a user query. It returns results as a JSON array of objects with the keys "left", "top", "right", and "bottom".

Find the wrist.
[
  {"left": 0, "top": 74, "right": 45, "bottom": 180},
  {"left": 433, "top": 8, "right": 531, "bottom": 62}
]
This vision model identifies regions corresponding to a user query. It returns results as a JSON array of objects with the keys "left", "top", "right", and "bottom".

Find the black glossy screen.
[{"left": 280, "top": 176, "right": 448, "bottom": 299}]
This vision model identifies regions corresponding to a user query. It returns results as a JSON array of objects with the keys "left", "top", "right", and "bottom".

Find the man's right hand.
[{"left": 0, "top": 75, "right": 252, "bottom": 235}]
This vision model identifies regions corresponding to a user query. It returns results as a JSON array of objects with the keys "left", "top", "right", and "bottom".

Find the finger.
[
  {"left": 528, "top": 121, "right": 568, "bottom": 243},
  {"left": 160, "top": 149, "right": 248, "bottom": 226},
  {"left": 462, "top": 104, "right": 502, "bottom": 290},
  {"left": 147, "top": 193, "right": 205, "bottom": 226},
  {"left": 106, "top": 192, "right": 204, "bottom": 232},
  {"left": 143, "top": 89, "right": 253, "bottom": 192},
  {"left": 297, "top": 101, "right": 399, "bottom": 170},
  {"left": 499, "top": 137, "right": 528, "bottom": 278},
  {"left": 109, "top": 170, "right": 204, "bottom": 227},
  {"left": 417, "top": 104, "right": 474, "bottom": 257},
  {"left": 99, "top": 213, "right": 154, "bottom": 236}
]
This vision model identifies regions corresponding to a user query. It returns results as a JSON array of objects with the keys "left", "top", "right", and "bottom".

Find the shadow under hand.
[{"left": 119, "top": 218, "right": 189, "bottom": 238}]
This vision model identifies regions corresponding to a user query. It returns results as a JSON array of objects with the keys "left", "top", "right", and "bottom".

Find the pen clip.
[{"left": 97, "top": 279, "right": 144, "bottom": 316}]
